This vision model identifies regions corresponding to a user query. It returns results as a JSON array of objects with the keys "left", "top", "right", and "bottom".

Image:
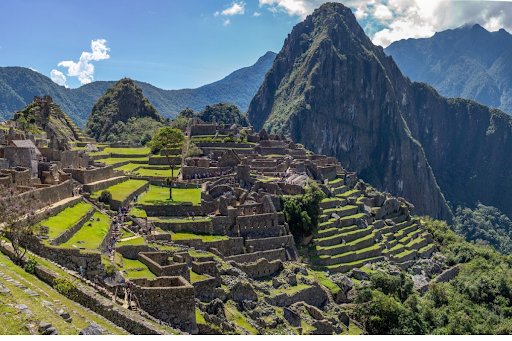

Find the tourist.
[
  {"left": 192, "top": 212, "right": 195, "bottom": 221},
  {"left": 79, "top": 266, "right": 84, "bottom": 278}
]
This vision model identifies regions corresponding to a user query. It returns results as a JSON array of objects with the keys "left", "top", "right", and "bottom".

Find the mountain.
[
  {"left": 385, "top": 24, "right": 512, "bottom": 114},
  {"left": 248, "top": 2, "right": 512, "bottom": 222},
  {"left": 0, "top": 51, "right": 276, "bottom": 128},
  {"left": 85, "top": 78, "right": 163, "bottom": 143}
]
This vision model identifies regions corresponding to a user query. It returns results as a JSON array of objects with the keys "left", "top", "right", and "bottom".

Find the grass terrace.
[
  {"left": 91, "top": 179, "right": 148, "bottom": 202},
  {"left": 60, "top": 211, "right": 111, "bottom": 250},
  {"left": 102, "top": 147, "right": 151, "bottom": 155},
  {"left": 138, "top": 185, "right": 201, "bottom": 205},
  {"left": 117, "top": 236, "right": 146, "bottom": 246},
  {"left": 96, "top": 157, "right": 149, "bottom": 165},
  {"left": 170, "top": 231, "right": 228, "bottom": 242},
  {"left": 114, "top": 254, "right": 156, "bottom": 279},
  {"left": 133, "top": 167, "right": 179, "bottom": 177},
  {"left": 41, "top": 202, "right": 93, "bottom": 240},
  {"left": 114, "top": 163, "right": 142, "bottom": 172}
]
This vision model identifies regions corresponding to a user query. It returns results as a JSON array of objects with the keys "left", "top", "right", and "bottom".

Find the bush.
[
  {"left": 54, "top": 277, "right": 77, "bottom": 297},
  {"left": 24, "top": 256, "right": 38, "bottom": 274},
  {"left": 99, "top": 190, "right": 112, "bottom": 204},
  {"left": 105, "top": 263, "right": 117, "bottom": 277}
]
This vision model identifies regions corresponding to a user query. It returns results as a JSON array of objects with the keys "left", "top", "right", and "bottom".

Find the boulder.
[
  {"left": 79, "top": 323, "right": 108, "bottom": 335},
  {"left": 283, "top": 307, "right": 301, "bottom": 327},
  {"left": 351, "top": 268, "right": 370, "bottom": 281},
  {"left": 229, "top": 281, "right": 257, "bottom": 303}
]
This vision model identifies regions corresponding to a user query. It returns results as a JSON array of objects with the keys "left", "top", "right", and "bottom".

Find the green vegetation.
[
  {"left": 96, "top": 157, "right": 148, "bottom": 165},
  {"left": 138, "top": 185, "right": 201, "bottom": 205},
  {"left": 104, "top": 147, "right": 151, "bottom": 155},
  {"left": 281, "top": 182, "right": 324, "bottom": 236},
  {"left": 224, "top": 301, "right": 259, "bottom": 334},
  {"left": 134, "top": 167, "right": 179, "bottom": 177},
  {"left": 196, "top": 103, "right": 249, "bottom": 126},
  {"left": 91, "top": 179, "right": 147, "bottom": 202},
  {"left": 60, "top": 211, "right": 110, "bottom": 250},
  {"left": 41, "top": 202, "right": 93, "bottom": 239},
  {"left": 171, "top": 232, "right": 228, "bottom": 242},
  {"left": 129, "top": 206, "right": 147, "bottom": 218},
  {"left": 117, "top": 237, "right": 146, "bottom": 246},
  {"left": 190, "top": 270, "right": 208, "bottom": 283},
  {"left": 352, "top": 217, "right": 512, "bottom": 334},
  {"left": 85, "top": 78, "right": 164, "bottom": 143},
  {"left": 454, "top": 203, "right": 512, "bottom": 255},
  {"left": 114, "top": 254, "right": 156, "bottom": 279}
]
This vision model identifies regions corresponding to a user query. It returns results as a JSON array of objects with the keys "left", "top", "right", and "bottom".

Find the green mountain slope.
[
  {"left": 248, "top": 3, "right": 512, "bottom": 222},
  {"left": 0, "top": 51, "right": 276, "bottom": 128},
  {"left": 385, "top": 24, "right": 512, "bottom": 114},
  {"left": 85, "top": 78, "right": 163, "bottom": 143}
]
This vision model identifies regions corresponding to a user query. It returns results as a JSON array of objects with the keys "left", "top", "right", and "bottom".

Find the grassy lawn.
[
  {"left": 171, "top": 232, "right": 228, "bottom": 242},
  {"left": 129, "top": 206, "right": 147, "bottom": 218},
  {"left": 311, "top": 270, "right": 340, "bottom": 293},
  {"left": 103, "top": 147, "right": 151, "bottom": 155},
  {"left": 118, "top": 237, "right": 146, "bottom": 246},
  {"left": 96, "top": 157, "right": 149, "bottom": 165},
  {"left": 138, "top": 185, "right": 201, "bottom": 205},
  {"left": 91, "top": 179, "right": 148, "bottom": 201},
  {"left": 190, "top": 270, "right": 208, "bottom": 283},
  {"left": 41, "top": 202, "right": 93, "bottom": 240},
  {"left": 114, "top": 163, "right": 141, "bottom": 172},
  {"left": 115, "top": 255, "right": 156, "bottom": 279},
  {"left": 133, "top": 167, "right": 179, "bottom": 177},
  {"left": 60, "top": 211, "right": 111, "bottom": 250}
]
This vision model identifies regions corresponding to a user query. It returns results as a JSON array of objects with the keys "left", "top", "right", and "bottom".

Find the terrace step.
[
  {"left": 313, "top": 256, "right": 385, "bottom": 273},
  {"left": 312, "top": 243, "right": 385, "bottom": 267},
  {"left": 82, "top": 176, "right": 129, "bottom": 194},
  {"left": 310, "top": 231, "right": 382, "bottom": 259},
  {"left": 315, "top": 227, "right": 373, "bottom": 247}
]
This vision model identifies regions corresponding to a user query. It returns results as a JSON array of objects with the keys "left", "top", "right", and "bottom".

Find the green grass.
[
  {"left": 60, "top": 211, "right": 111, "bottom": 250},
  {"left": 312, "top": 270, "right": 340, "bottom": 293},
  {"left": 171, "top": 232, "right": 228, "bottom": 242},
  {"left": 129, "top": 206, "right": 147, "bottom": 218},
  {"left": 196, "top": 308, "right": 207, "bottom": 324},
  {"left": 224, "top": 301, "right": 259, "bottom": 334},
  {"left": 103, "top": 147, "right": 151, "bottom": 155},
  {"left": 91, "top": 179, "right": 147, "bottom": 201},
  {"left": 0, "top": 251, "right": 127, "bottom": 335},
  {"left": 115, "top": 255, "right": 156, "bottom": 279},
  {"left": 96, "top": 157, "right": 149, "bottom": 165},
  {"left": 41, "top": 202, "right": 93, "bottom": 240},
  {"left": 138, "top": 185, "right": 201, "bottom": 205},
  {"left": 114, "top": 163, "right": 141, "bottom": 172},
  {"left": 190, "top": 270, "right": 208, "bottom": 283},
  {"left": 117, "top": 237, "right": 146, "bottom": 246},
  {"left": 152, "top": 217, "right": 211, "bottom": 223},
  {"left": 272, "top": 284, "right": 311, "bottom": 296},
  {"left": 133, "top": 167, "right": 179, "bottom": 177}
]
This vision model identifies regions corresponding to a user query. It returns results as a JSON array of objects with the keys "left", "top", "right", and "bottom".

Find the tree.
[
  {"left": 147, "top": 127, "right": 186, "bottom": 199},
  {"left": 0, "top": 186, "right": 50, "bottom": 265}
]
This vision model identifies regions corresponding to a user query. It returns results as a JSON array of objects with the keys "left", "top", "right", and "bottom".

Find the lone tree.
[
  {"left": 147, "top": 127, "right": 186, "bottom": 199},
  {"left": 0, "top": 186, "right": 50, "bottom": 265}
]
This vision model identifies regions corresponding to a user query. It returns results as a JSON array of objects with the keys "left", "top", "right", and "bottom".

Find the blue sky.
[{"left": 1, "top": 1, "right": 511, "bottom": 90}]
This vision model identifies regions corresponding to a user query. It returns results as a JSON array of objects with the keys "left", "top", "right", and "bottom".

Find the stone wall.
[
  {"left": 244, "top": 235, "right": 294, "bottom": 252},
  {"left": 1, "top": 167, "right": 31, "bottom": 186},
  {"left": 192, "top": 275, "right": 218, "bottom": 302},
  {"left": 137, "top": 252, "right": 190, "bottom": 282},
  {"left": 233, "top": 258, "right": 283, "bottom": 279},
  {"left": 265, "top": 283, "right": 328, "bottom": 308},
  {"left": 138, "top": 203, "right": 203, "bottom": 217},
  {"left": 153, "top": 219, "right": 213, "bottom": 234},
  {"left": 225, "top": 248, "right": 286, "bottom": 264},
  {"left": 117, "top": 244, "right": 158, "bottom": 260},
  {"left": 130, "top": 277, "right": 197, "bottom": 333},
  {"left": 20, "top": 179, "right": 73, "bottom": 206},
  {"left": 0, "top": 173, "right": 12, "bottom": 187},
  {"left": 0, "top": 242, "right": 168, "bottom": 335},
  {"left": 83, "top": 175, "right": 128, "bottom": 193},
  {"left": 171, "top": 237, "right": 244, "bottom": 257},
  {"left": 235, "top": 213, "right": 282, "bottom": 239},
  {"left": 65, "top": 166, "right": 117, "bottom": 184},
  {"left": 109, "top": 181, "right": 149, "bottom": 210}
]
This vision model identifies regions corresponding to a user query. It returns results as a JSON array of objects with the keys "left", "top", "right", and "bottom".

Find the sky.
[{"left": 0, "top": 0, "right": 511, "bottom": 90}]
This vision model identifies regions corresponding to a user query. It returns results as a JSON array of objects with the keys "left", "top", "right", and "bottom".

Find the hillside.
[
  {"left": 0, "top": 51, "right": 276, "bottom": 128},
  {"left": 247, "top": 3, "right": 512, "bottom": 223},
  {"left": 85, "top": 79, "right": 163, "bottom": 143},
  {"left": 385, "top": 24, "right": 512, "bottom": 114}
]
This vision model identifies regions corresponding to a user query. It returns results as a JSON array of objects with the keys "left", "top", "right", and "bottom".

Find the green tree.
[{"left": 147, "top": 127, "right": 186, "bottom": 199}]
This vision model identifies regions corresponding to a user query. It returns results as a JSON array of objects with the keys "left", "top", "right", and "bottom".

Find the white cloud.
[
  {"left": 214, "top": 11, "right": 220, "bottom": 16},
  {"left": 221, "top": 2, "right": 245, "bottom": 15},
  {"left": 373, "top": 4, "right": 393, "bottom": 21},
  {"left": 57, "top": 38, "right": 110, "bottom": 85},
  {"left": 257, "top": 1, "right": 512, "bottom": 47},
  {"left": 254, "top": 11, "right": 261, "bottom": 17},
  {"left": 29, "top": 67, "right": 37, "bottom": 72},
  {"left": 50, "top": 69, "right": 68, "bottom": 88},
  {"left": 223, "top": 18, "right": 231, "bottom": 26}
]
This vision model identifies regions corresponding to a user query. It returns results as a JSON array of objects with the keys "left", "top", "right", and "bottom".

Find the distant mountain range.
[
  {"left": 0, "top": 51, "right": 276, "bottom": 128},
  {"left": 385, "top": 24, "right": 512, "bottom": 114}
]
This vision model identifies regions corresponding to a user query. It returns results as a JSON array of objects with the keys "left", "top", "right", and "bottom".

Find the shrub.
[
  {"left": 24, "top": 256, "right": 38, "bottom": 274},
  {"left": 105, "top": 263, "right": 117, "bottom": 277},
  {"left": 54, "top": 277, "right": 77, "bottom": 297},
  {"left": 99, "top": 190, "right": 112, "bottom": 204}
]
